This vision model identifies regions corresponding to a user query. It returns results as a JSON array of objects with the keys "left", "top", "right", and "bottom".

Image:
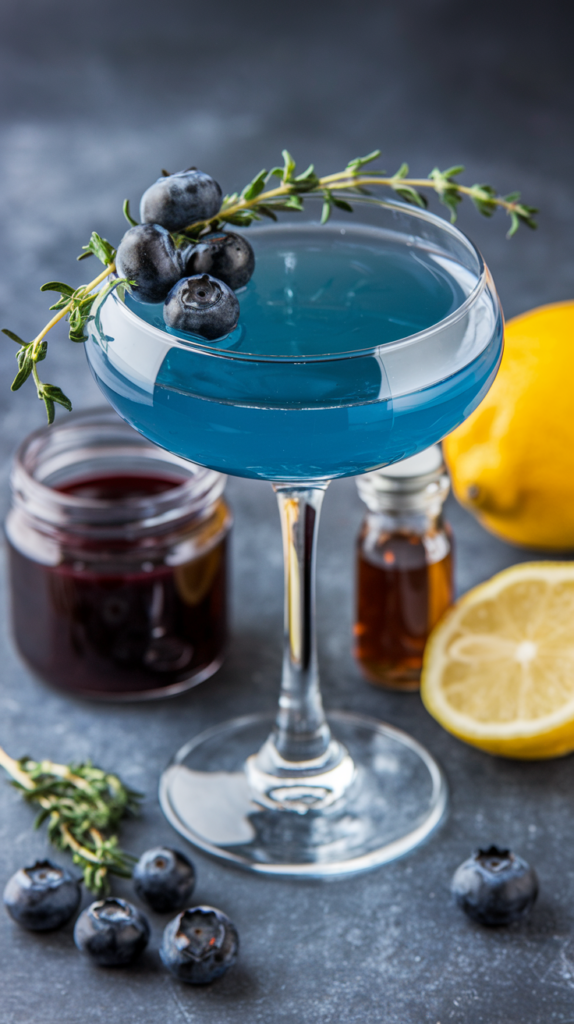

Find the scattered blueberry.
[
  {"left": 160, "top": 905, "right": 239, "bottom": 984},
  {"left": 3, "top": 859, "right": 81, "bottom": 931},
  {"left": 452, "top": 845, "right": 538, "bottom": 926},
  {"left": 163, "top": 274, "right": 240, "bottom": 340},
  {"left": 133, "top": 847, "right": 196, "bottom": 914},
  {"left": 74, "top": 897, "right": 150, "bottom": 966},
  {"left": 185, "top": 232, "right": 255, "bottom": 290},
  {"left": 116, "top": 223, "right": 183, "bottom": 304},
  {"left": 140, "top": 169, "right": 222, "bottom": 233}
]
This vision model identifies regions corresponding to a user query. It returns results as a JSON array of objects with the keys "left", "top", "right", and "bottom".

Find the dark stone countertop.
[{"left": 1, "top": 1, "right": 574, "bottom": 1020}]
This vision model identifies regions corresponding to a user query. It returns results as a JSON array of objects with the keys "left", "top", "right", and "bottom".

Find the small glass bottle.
[
  {"left": 354, "top": 445, "right": 453, "bottom": 690},
  {"left": 6, "top": 408, "right": 231, "bottom": 700}
]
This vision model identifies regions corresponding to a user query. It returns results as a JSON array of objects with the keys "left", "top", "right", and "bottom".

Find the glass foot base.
[{"left": 159, "top": 711, "right": 448, "bottom": 877}]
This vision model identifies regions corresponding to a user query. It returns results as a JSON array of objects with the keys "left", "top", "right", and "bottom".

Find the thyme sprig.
[
  {"left": 185, "top": 150, "right": 537, "bottom": 237},
  {"left": 0, "top": 745, "right": 141, "bottom": 895},
  {"left": 3, "top": 149, "right": 537, "bottom": 422}
]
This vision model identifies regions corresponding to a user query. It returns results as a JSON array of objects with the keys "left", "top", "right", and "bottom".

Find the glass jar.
[
  {"left": 6, "top": 408, "right": 231, "bottom": 700},
  {"left": 354, "top": 445, "right": 453, "bottom": 690}
]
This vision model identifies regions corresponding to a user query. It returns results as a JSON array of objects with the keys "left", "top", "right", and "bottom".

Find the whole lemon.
[{"left": 444, "top": 301, "right": 574, "bottom": 550}]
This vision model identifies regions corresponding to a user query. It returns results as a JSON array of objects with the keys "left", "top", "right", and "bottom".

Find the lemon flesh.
[
  {"left": 421, "top": 562, "right": 574, "bottom": 759},
  {"left": 444, "top": 301, "right": 574, "bottom": 550}
]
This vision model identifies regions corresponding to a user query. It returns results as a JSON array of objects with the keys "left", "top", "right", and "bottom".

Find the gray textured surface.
[{"left": 1, "top": 1, "right": 574, "bottom": 1020}]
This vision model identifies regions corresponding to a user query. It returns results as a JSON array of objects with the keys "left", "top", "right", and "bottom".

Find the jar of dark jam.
[
  {"left": 6, "top": 408, "right": 231, "bottom": 700},
  {"left": 354, "top": 445, "right": 454, "bottom": 690}
]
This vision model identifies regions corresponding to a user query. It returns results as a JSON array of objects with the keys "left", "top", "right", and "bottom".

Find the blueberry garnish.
[
  {"left": 116, "top": 223, "right": 183, "bottom": 304},
  {"left": 140, "top": 169, "right": 222, "bottom": 233},
  {"left": 185, "top": 232, "right": 255, "bottom": 290},
  {"left": 3, "top": 859, "right": 81, "bottom": 931},
  {"left": 133, "top": 846, "right": 196, "bottom": 914},
  {"left": 163, "top": 274, "right": 240, "bottom": 340},
  {"left": 452, "top": 845, "right": 538, "bottom": 926},
  {"left": 74, "top": 897, "right": 150, "bottom": 966},
  {"left": 160, "top": 905, "right": 239, "bottom": 984}
]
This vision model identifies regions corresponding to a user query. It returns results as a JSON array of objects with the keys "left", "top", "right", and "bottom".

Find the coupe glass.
[{"left": 86, "top": 198, "right": 503, "bottom": 876}]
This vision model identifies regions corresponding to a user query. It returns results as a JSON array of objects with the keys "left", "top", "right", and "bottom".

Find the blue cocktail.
[
  {"left": 86, "top": 199, "right": 503, "bottom": 875},
  {"left": 90, "top": 218, "right": 501, "bottom": 481}
]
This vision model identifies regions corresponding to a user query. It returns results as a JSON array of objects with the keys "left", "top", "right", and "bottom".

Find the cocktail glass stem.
[{"left": 246, "top": 484, "right": 355, "bottom": 811}]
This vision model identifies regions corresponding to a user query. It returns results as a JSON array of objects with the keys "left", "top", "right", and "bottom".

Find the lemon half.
[{"left": 421, "top": 562, "right": 574, "bottom": 759}]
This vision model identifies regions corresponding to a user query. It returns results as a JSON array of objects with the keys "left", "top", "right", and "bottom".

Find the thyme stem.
[
  {"left": 31, "top": 262, "right": 114, "bottom": 358},
  {"left": 184, "top": 172, "right": 533, "bottom": 234},
  {"left": 60, "top": 822, "right": 106, "bottom": 866},
  {"left": 0, "top": 747, "right": 35, "bottom": 790}
]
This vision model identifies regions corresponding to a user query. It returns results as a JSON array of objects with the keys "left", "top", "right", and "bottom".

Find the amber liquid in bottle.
[{"left": 355, "top": 521, "right": 453, "bottom": 690}]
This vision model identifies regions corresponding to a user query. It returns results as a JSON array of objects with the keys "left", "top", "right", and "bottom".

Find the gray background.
[{"left": 1, "top": 1, "right": 574, "bottom": 1020}]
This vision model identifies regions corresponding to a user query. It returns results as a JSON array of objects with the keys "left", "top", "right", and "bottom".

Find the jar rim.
[{"left": 10, "top": 407, "right": 226, "bottom": 533}]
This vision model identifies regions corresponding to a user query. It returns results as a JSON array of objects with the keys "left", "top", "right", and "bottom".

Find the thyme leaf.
[
  {"left": 2, "top": 328, "right": 27, "bottom": 346},
  {"left": 11, "top": 346, "right": 35, "bottom": 391},
  {"left": 346, "top": 149, "right": 382, "bottom": 172},
  {"left": 281, "top": 149, "right": 297, "bottom": 183},
  {"left": 77, "top": 231, "right": 117, "bottom": 265},
  {"left": 241, "top": 168, "right": 267, "bottom": 202}
]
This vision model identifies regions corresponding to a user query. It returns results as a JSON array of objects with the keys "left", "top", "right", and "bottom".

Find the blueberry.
[
  {"left": 140, "top": 169, "right": 222, "bottom": 233},
  {"left": 3, "top": 859, "right": 81, "bottom": 931},
  {"left": 74, "top": 897, "right": 150, "bottom": 966},
  {"left": 116, "top": 223, "right": 183, "bottom": 304},
  {"left": 185, "top": 232, "right": 255, "bottom": 290},
  {"left": 452, "top": 845, "right": 538, "bottom": 926},
  {"left": 163, "top": 274, "right": 240, "bottom": 341},
  {"left": 133, "top": 847, "right": 196, "bottom": 914},
  {"left": 160, "top": 905, "right": 239, "bottom": 984}
]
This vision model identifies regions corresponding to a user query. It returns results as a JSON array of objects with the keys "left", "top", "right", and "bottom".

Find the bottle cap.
[{"left": 356, "top": 444, "right": 450, "bottom": 512}]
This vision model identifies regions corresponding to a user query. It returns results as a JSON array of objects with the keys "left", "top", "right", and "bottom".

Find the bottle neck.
[
  {"left": 358, "top": 470, "right": 450, "bottom": 537},
  {"left": 363, "top": 505, "right": 443, "bottom": 538}
]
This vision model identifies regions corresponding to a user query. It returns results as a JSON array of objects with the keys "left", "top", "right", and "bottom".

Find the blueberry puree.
[{"left": 8, "top": 473, "right": 228, "bottom": 698}]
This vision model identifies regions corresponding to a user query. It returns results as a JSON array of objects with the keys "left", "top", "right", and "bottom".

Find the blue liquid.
[
  {"left": 126, "top": 226, "right": 466, "bottom": 356},
  {"left": 88, "top": 224, "right": 503, "bottom": 481}
]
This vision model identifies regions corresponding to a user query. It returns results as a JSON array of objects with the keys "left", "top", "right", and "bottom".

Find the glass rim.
[{"left": 108, "top": 196, "right": 489, "bottom": 365}]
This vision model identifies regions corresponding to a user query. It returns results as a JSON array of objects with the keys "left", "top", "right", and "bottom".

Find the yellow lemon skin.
[{"left": 444, "top": 301, "right": 574, "bottom": 550}]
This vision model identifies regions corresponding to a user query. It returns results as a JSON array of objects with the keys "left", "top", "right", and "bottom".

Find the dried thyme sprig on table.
[
  {"left": 0, "top": 745, "right": 141, "bottom": 895},
  {"left": 2, "top": 149, "right": 537, "bottom": 422}
]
